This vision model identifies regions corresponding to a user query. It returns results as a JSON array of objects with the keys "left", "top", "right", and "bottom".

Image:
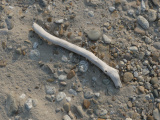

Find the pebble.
[
  {"left": 153, "top": 42, "right": 160, "bottom": 50},
  {"left": 138, "top": 86, "right": 145, "bottom": 94},
  {"left": 78, "top": 60, "right": 89, "bottom": 72},
  {"left": 25, "top": 98, "right": 33, "bottom": 110},
  {"left": 142, "top": 68, "right": 150, "bottom": 75},
  {"left": 75, "top": 105, "right": 84, "bottom": 118},
  {"left": 148, "top": 9, "right": 157, "bottom": 22},
  {"left": 109, "top": 6, "right": 115, "bottom": 12},
  {"left": 58, "top": 75, "right": 67, "bottom": 81},
  {"left": 6, "top": 92, "right": 18, "bottom": 116},
  {"left": 5, "top": 18, "right": 14, "bottom": 30},
  {"left": 102, "top": 34, "right": 111, "bottom": 44},
  {"left": 29, "top": 49, "right": 40, "bottom": 60},
  {"left": 129, "top": 46, "right": 138, "bottom": 52},
  {"left": 128, "top": 9, "right": 134, "bottom": 16},
  {"left": 63, "top": 115, "right": 71, "bottom": 120},
  {"left": 63, "top": 102, "right": 71, "bottom": 112},
  {"left": 126, "top": 118, "right": 132, "bottom": 120},
  {"left": 137, "top": 76, "right": 144, "bottom": 82},
  {"left": 123, "top": 72, "right": 133, "bottom": 83},
  {"left": 66, "top": 97, "right": 71, "bottom": 102},
  {"left": 153, "top": 89, "right": 159, "bottom": 98},
  {"left": 133, "top": 71, "right": 138, "bottom": 77},
  {"left": 56, "top": 92, "right": 66, "bottom": 102},
  {"left": 153, "top": 109, "right": 160, "bottom": 120},
  {"left": 33, "top": 42, "right": 38, "bottom": 49},
  {"left": 127, "top": 101, "right": 132, "bottom": 108},
  {"left": 141, "top": 0, "right": 146, "bottom": 11},
  {"left": 15, "top": 48, "right": 22, "bottom": 54},
  {"left": 102, "top": 79, "right": 110, "bottom": 85},
  {"left": 95, "top": 108, "right": 108, "bottom": 116},
  {"left": 95, "top": 93, "right": 100, "bottom": 97},
  {"left": 14, "top": 116, "right": 21, "bottom": 120},
  {"left": 137, "top": 16, "right": 149, "bottom": 30},
  {"left": 45, "top": 85, "right": 56, "bottom": 95},
  {"left": 151, "top": 0, "right": 160, "bottom": 6},
  {"left": 88, "top": 11, "right": 94, "bottom": 17},
  {"left": 84, "top": 90, "right": 94, "bottom": 99},
  {"left": 60, "top": 81, "right": 67, "bottom": 86},
  {"left": 67, "top": 70, "right": 75, "bottom": 79},
  {"left": 83, "top": 99, "right": 91, "bottom": 109},
  {"left": 144, "top": 82, "right": 151, "bottom": 90},
  {"left": 145, "top": 94, "right": 150, "bottom": 100},
  {"left": 55, "top": 19, "right": 64, "bottom": 24},
  {"left": 150, "top": 77, "right": 158, "bottom": 85},
  {"left": 87, "top": 29, "right": 101, "bottom": 41},
  {"left": 147, "top": 115, "right": 154, "bottom": 120},
  {"left": 61, "top": 55, "right": 68, "bottom": 62},
  {"left": 144, "top": 36, "right": 151, "bottom": 44},
  {"left": 32, "top": 99, "right": 38, "bottom": 107},
  {"left": 39, "top": 0, "right": 47, "bottom": 7},
  {"left": 45, "top": 95, "right": 54, "bottom": 102},
  {"left": 68, "top": 89, "right": 77, "bottom": 96},
  {"left": 0, "top": 60, "right": 7, "bottom": 67}
]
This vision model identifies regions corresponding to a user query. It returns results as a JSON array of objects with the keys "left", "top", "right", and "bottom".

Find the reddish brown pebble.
[
  {"left": 67, "top": 70, "right": 75, "bottom": 79},
  {"left": 83, "top": 99, "right": 90, "bottom": 109}
]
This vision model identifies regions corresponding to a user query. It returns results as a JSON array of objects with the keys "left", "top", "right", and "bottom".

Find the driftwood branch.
[{"left": 32, "top": 23, "right": 122, "bottom": 88}]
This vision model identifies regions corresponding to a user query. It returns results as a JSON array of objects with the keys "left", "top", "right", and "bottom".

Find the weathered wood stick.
[{"left": 32, "top": 23, "right": 122, "bottom": 88}]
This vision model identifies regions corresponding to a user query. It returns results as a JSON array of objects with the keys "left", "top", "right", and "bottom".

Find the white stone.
[
  {"left": 66, "top": 97, "right": 71, "bottom": 102},
  {"left": 58, "top": 75, "right": 67, "bottom": 81},
  {"left": 63, "top": 115, "right": 71, "bottom": 120},
  {"left": 102, "top": 34, "right": 111, "bottom": 44},
  {"left": 109, "top": 6, "right": 115, "bottom": 12},
  {"left": 62, "top": 55, "right": 68, "bottom": 62},
  {"left": 88, "top": 11, "right": 94, "bottom": 17},
  {"left": 126, "top": 118, "right": 132, "bottom": 120},
  {"left": 45, "top": 85, "right": 56, "bottom": 95},
  {"left": 56, "top": 92, "right": 66, "bottom": 102},
  {"left": 25, "top": 98, "right": 33, "bottom": 110},
  {"left": 95, "top": 93, "right": 100, "bottom": 97},
  {"left": 19, "top": 94, "right": 26, "bottom": 99},
  {"left": 129, "top": 46, "right": 138, "bottom": 52},
  {"left": 141, "top": 0, "right": 146, "bottom": 11},
  {"left": 55, "top": 19, "right": 64, "bottom": 24}
]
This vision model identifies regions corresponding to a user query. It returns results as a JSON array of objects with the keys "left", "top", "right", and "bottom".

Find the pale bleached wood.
[{"left": 32, "top": 23, "right": 122, "bottom": 88}]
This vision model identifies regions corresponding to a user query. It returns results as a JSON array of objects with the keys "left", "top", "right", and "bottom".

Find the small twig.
[{"left": 32, "top": 23, "right": 122, "bottom": 88}]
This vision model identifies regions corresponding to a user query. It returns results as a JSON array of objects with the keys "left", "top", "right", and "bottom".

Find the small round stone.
[
  {"left": 87, "top": 29, "right": 101, "bottom": 41},
  {"left": 150, "top": 77, "right": 158, "bottom": 85},
  {"left": 123, "top": 72, "right": 133, "bottom": 83},
  {"left": 148, "top": 9, "right": 157, "bottom": 22}
]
